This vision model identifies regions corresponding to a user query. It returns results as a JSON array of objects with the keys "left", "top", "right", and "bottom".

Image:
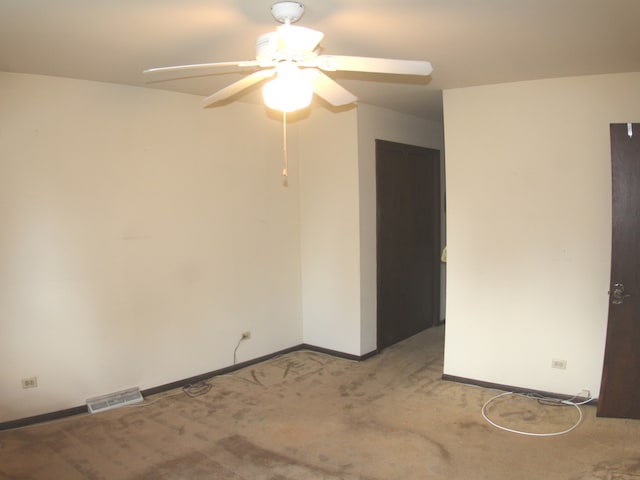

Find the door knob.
[{"left": 610, "top": 283, "right": 632, "bottom": 305}]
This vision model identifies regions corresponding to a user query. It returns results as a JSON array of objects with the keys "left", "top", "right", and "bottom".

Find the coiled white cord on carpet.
[{"left": 481, "top": 391, "right": 586, "bottom": 437}]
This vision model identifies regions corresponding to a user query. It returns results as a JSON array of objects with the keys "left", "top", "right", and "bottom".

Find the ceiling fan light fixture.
[{"left": 262, "top": 63, "right": 312, "bottom": 112}]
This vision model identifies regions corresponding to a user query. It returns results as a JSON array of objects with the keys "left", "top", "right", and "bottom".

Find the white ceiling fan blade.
[
  {"left": 203, "top": 69, "right": 275, "bottom": 107},
  {"left": 311, "top": 55, "right": 433, "bottom": 76},
  {"left": 302, "top": 69, "right": 358, "bottom": 107},
  {"left": 144, "top": 60, "right": 260, "bottom": 75}
]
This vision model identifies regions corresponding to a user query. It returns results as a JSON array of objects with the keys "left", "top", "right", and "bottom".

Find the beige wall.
[
  {"left": 297, "top": 107, "right": 362, "bottom": 354},
  {"left": 0, "top": 72, "right": 303, "bottom": 422},
  {"left": 443, "top": 72, "right": 640, "bottom": 396},
  {"left": 1, "top": 72, "right": 446, "bottom": 423}
]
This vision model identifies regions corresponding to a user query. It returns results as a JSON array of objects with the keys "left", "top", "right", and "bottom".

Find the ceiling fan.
[{"left": 143, "top": 1, "right": 434, "bottom": 113}]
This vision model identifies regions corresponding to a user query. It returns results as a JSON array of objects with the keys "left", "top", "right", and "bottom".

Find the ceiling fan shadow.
[
  {"left": 327, "top": 70, "right": 433, "bottom": 87},
  {"left": 312, "top": 96, "right": 358, "bottom": 114},
  {"left": 144, "top": 67, "right": 261, "bottom": 85},
  {"left": 201, "top": 81, "right": 267, "bottom": 108}
]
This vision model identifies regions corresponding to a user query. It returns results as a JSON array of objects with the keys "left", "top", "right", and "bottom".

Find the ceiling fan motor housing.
[
  {"left": 256, "top": 32, "right": 279, "bottom": 64},
  {"left": 271, "top": 2, "right": 305, "bottom": 24}
]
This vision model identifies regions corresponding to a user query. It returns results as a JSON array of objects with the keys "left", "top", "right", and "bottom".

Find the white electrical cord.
[{"left": 481, "top": 391, "right": 587, "bottom": 437}]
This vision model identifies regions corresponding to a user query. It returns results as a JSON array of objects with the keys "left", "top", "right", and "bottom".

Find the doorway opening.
[{"left": 375, "top": 139, "right": 444, "bottom": 351}]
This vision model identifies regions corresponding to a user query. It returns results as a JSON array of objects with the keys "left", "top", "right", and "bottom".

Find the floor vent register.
[{"left": 86, "top": 387, "right": 143, "bottom": 414}]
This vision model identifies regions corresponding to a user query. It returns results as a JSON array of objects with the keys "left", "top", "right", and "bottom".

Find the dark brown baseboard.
[
  {"left": 0, "top": 406, "right": 88, "bottom": 432},
  {"left": 1, "top": 343, "right": 378, "bottom": 431},
  {"left": 441, "top": 374, "right": 597, "bottom": 405},
  {"left": 300, "top": 343, "right": 378, "bottom": 361},
  {"left": 141, "top": 344, "right": 304, "bottom": 398}
]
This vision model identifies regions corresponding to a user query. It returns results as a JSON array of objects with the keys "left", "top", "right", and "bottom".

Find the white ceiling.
[{"left": 2, "top": 0, "right": 639, "bottom": 122}]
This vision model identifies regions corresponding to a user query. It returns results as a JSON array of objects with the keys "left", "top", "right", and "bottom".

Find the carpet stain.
[
  {"left": 456, "top": 421, "right": 490, "bottom": 432},
  {"left": 250, "top": 370, "right": 265, "bottom": 387},
  {"left": 217, "top": 434, "right": 374, "bottom": 479},
  {"left": 138, "top": 450, "right": 242, "bottom": 480},
  {"left": 572, "top": 458, "right": 640, "bottom": 480},
  {"left": 500, "top": 409, "right": 539, "bottom": 421}
]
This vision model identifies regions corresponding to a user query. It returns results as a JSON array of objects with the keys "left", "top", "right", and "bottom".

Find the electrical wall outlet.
[
  {"left": 551, "top": 359, "right": 567, "bottom": 369},
  {"left": 22, "top": 377, "right": 38, "bottom": 389},
  {"left": 241, "top": 331, "right": 251, "bottom": 340},
  {"left": 580, "top": 389, "right": 591, "bottom": 399}
]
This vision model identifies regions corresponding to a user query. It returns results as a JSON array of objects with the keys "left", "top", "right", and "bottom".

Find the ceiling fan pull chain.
[{"left": 282, "top": 111, "right": 289, "bottom": 182}]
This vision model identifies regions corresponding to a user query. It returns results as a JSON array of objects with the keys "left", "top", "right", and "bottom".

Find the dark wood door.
[
  {"left": 598, "top": 123, "right": 640, "bottom": 419},
  {"left": 376, "top": 140, "right": 441, "bottom": 350}
]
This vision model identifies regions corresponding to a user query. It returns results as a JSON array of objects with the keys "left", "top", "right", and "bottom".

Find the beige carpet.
[{"left": 1, "top": 326, "right": 639, "bottom": 479}]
